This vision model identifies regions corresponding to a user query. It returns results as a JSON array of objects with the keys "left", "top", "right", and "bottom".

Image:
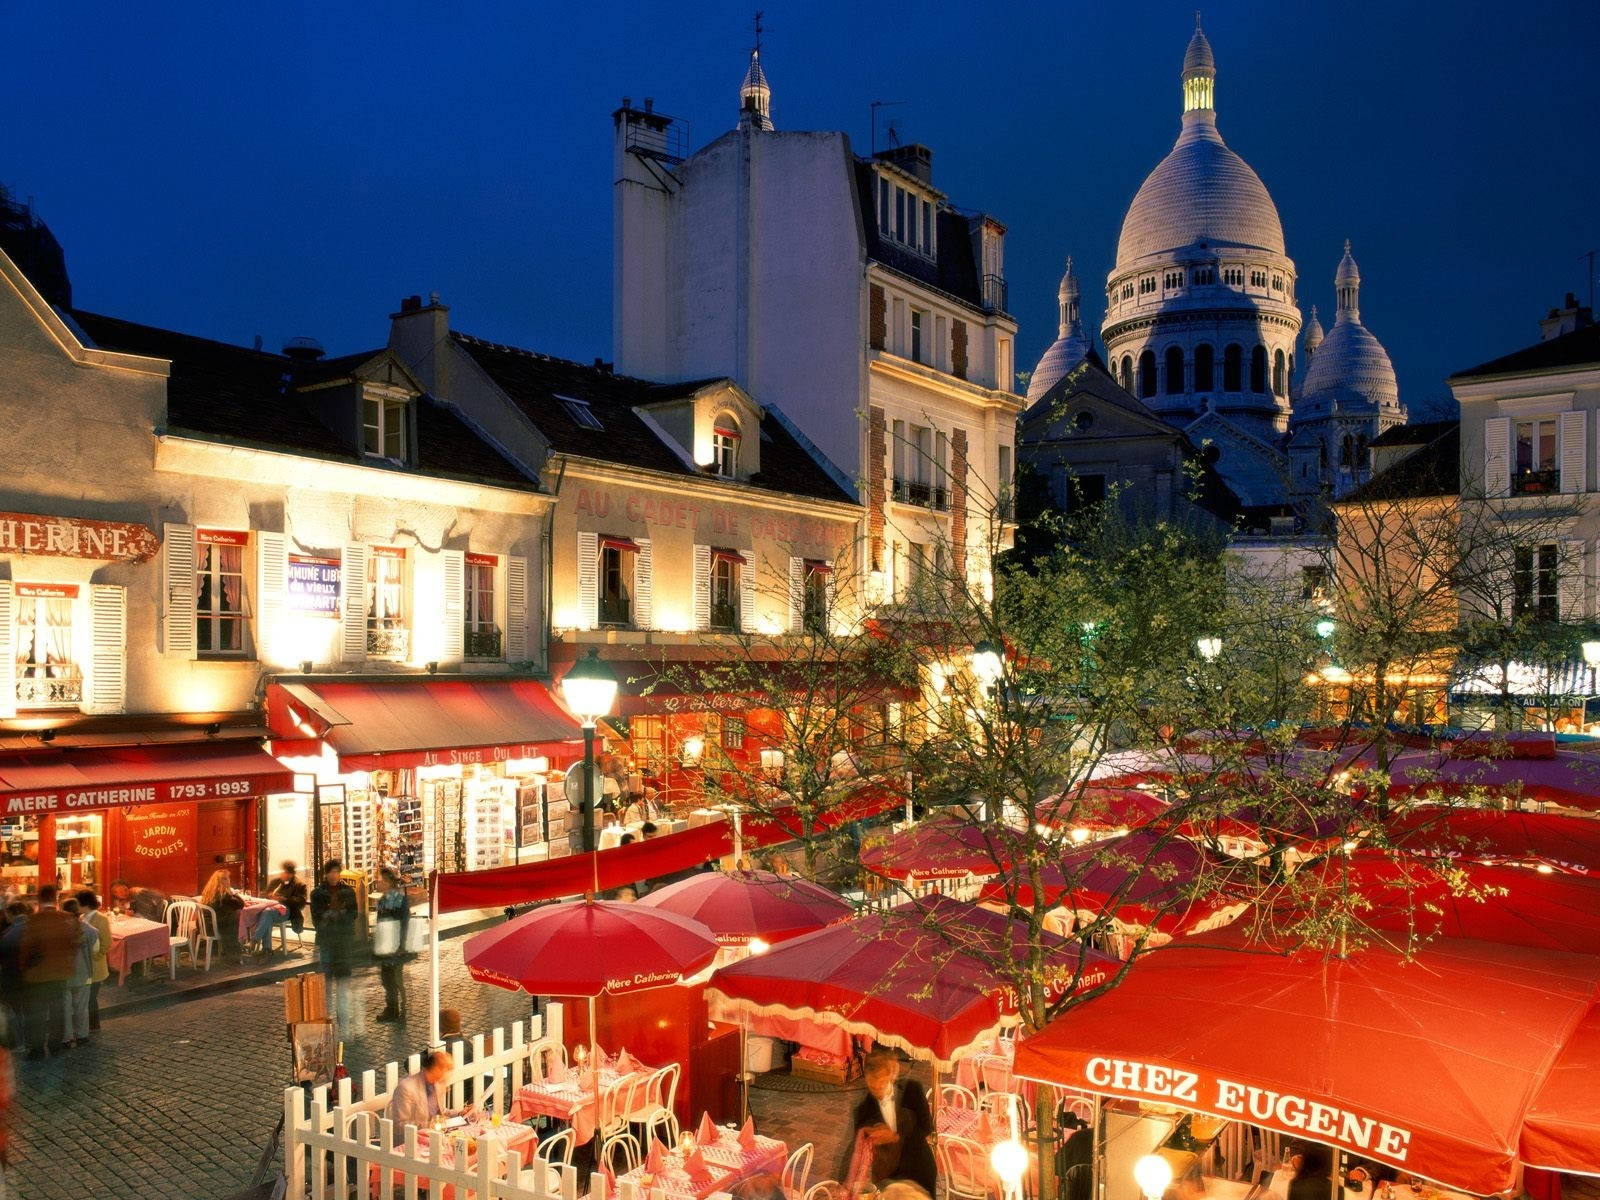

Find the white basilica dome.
[{"left": 1299, "top": 241, "right": 1399, "bottom": 414}]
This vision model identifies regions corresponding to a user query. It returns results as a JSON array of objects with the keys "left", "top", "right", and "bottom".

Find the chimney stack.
[{"left": 1541, "top": 292, "right": 1595, "bottom": 341}]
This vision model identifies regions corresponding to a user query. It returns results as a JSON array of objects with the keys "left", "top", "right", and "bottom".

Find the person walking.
[
  {"left": 0, "top": 904, "right": 29, "bottom": 1049},
  {"left": 59, "top": 898, "right": 96, "bottom": 1049},
  {"left": 310, "top": 861, "right": 358, "bottom": 983},
  {"left": 74, "top": 892, "right": 110, "bottom": 1034},
  {"left": 372, "top": 866, "right": 410, "bottom": 1023},
  {"left": 18, "top": 885, "right": 79, "bottom": 1060}
]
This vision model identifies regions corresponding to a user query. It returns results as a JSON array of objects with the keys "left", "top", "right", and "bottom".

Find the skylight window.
[{"left": 558, "top": 394, "right": 603, "bottom": 431}]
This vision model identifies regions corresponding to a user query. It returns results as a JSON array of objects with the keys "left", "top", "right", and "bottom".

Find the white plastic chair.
[
  {"left": 537, "top": 1128, "right": 576, "bottom": 1168},
  {"left": 937, "top": 1136, "right": 992, "bottom": 1200},
  {"left": 782, "top": 1142, "right": 814, "bottom": 1199},
  {"left": 940, "top": 1083, "right": 979, "bottom": 1111},
  {"left": 167, "top": 900, "right": 218, "bottom": 972},
  {"left": 599, "top": 1132, "right": 641, "bottom": 1176}
]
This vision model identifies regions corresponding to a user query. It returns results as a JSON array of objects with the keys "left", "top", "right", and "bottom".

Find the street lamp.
[
  {"left": 1135, "top": 1153, "right": 1174, "bottom": 1200},
  {"left": 972, "top": 638, "right": 1004, "bottom": 695},
  {"left": 1196, "top": 636, "right": 1222, "bottom": 663},
  {"left": 759, "top": 746, "right": 785, "bottom": 783},
  {"left": 1316, "top": 618, "right": 1336, "bottom": 641},
  {"left": 560, "top": 649, "right": 618, "bottom": 855},
  {"left": 990, "top": 1138, "right": 1028, "bottom": 1200}
]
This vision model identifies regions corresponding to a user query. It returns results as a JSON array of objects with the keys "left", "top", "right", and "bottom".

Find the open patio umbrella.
[
  {"left": 977, "top": 829, "right": 1243, "bottom": 936},
  {"left": 636, "top": 868, "right": 850, "bottom": 947},
  {"left": 1387, "top": 744, "right": 1600, "bottom": 809},
  {"left": 1013, "top": 929, "right": 1600, "bottom": 1195},
  {"left": 859, "top": 810, "right": 1012, "bottom": 882},
  {"left": 465, "top": 898, "right": 719, "bottom": 1069},
  {"left": 706, "top": 894, "right": 1116, "bottom": 1068},
  {"left": 1384, "top": 806, "right": 1600, "bottom": 875},
  {"left": 1033, "top": 786, "right": 1167, "bottom": 836}
]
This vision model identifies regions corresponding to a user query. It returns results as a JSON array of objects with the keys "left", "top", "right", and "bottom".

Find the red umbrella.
[
  {"left": 978, "top": 829, "right": 1241, "bottom": 934},
  {"left": 1034, "top": 786, "right": 1167, "bottom": 835},
  {"left": 1385, "top": 806, "right": 1600, "bottom": 876},
  {"left": 1388, "top": 746, "right": 1600, "bottom": 809},
  {"left": 1014, "top": 929, "right": 1600, "bottom": 1194},
  {"left": 464, "top": 899, "right": 719, "bottom": 996},
  {"left": 706, "top": 894, "right": 1116, "bottom": 1067},
  {"left": 859, "top": 811, "right": 1011, "bottom": 882},
  {"left": 635, "top": 868, "right": 850, "bottom": 947}
]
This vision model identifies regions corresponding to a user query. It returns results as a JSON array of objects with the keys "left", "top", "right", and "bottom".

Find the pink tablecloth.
[
  {"left": 238, "top": 897, "right": 287, "bottom": 943},
  {"left": 745, "top": 1011, "right": 851, "bottom": 1059},
  {"left": 512, "top": 1065, "right": 652, "bottom": 1146},
  {"left": 620, "top": 1131, "right": 787, "bottom": 1200},
  {"left": 107, "top": 916, "right": 170, "bottom": 984}
]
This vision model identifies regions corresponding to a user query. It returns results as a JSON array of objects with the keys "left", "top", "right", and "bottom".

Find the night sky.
[{"left": 7, "top": 2, "right": 1597, "bottom": 417}]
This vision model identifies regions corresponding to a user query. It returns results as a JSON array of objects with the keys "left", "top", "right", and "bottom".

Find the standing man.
[
  {"left": 850, "top": 1048, "right": 937, "bottom": 1195},
  {"left": 74, "top": 892, "right": 110, "bottom": 1035},
  {"left": 18, "top": 886, "right": 79, "bottom": 1060},
  {"left": 309, "top": 861, "right": 358, "bottom": 985}
]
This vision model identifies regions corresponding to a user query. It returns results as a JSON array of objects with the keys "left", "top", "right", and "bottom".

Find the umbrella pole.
[
  {"left": 740, "top": 1018, "right": 749, "bottom": 1123},
  {"left": 590, "top": 993, "right": 600, "bottom": 1079},
  {"left": 429, "top": 871, "right": 441, "bottom": 1049}
]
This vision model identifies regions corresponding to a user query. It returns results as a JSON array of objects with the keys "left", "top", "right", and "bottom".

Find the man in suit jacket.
[
  {"left": 385, "top": 1049, "right": 471, "bottom": 1139},
  {"left": 851, "top": 1048, "right": 937, "bottom": 1195}
]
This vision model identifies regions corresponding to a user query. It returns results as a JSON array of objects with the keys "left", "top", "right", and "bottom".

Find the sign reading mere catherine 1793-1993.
[
  {"left": 287, "top": 555, "right": 341, "bottom": 615},
  {"left": 0, "top": 510, "right": 160, "bottom": 562}
]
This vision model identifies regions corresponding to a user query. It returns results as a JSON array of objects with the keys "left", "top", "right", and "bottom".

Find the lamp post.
[
  {"left": 759, "top": 746, "right": 785, "bottom": 785},
  {"left": 560, "top": 649, "right": 619, "bottom": 858},
  {"left": 1135, "top": 1153, "right": 1174, "bottom": 1200},
  {"left": 1196, "top": 636, "right": 1222, "bottom": 663}
]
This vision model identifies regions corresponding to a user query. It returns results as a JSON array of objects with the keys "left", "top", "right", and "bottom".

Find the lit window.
[
  {"left": 362, "top": 393, "right": 408, "bottom": 462},
  {"left": 464, "top": 555, "right": 499, "bottom": 658},
  {"left": 723, "top": 716, "right": 745, "bottom": 750},
  {"left": 15, "top": 583, "right": 80, "bottom": 706},
  {"left": 710, "top": 551, "right": 742, "bottom": 630},
  {"left": 367, "top": 548, "right": 407, "bottom": 659},
  {"left": 1514, "top": 544, "right": 1559, "bottom": 620},
  {"left": 558, "top": 395, "right": 604, "bottom": 431},
  {"left": 196, "top": 531, "right": 246, "bottom": 657},
  {"left": 599, "top": 539, "right": 636, "bottom": 626},
  {"left": 803, "top": 561, "right": 831, "bottom": 634},
  {"left": 712, "top": 421, "right": 740, "bottom": 478},
  {"left": 1513, "top": 419, "right": 1558, "bottom": 495}
]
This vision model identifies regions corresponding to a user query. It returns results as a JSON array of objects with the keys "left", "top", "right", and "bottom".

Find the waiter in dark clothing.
[{"left": 850, "top": 1048, "right": 937, "bottom": 1195}]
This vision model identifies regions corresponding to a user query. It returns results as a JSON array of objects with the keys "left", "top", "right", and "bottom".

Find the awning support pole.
[{"left": 429, "top": 871, "right": 441, "bottom": 1048}]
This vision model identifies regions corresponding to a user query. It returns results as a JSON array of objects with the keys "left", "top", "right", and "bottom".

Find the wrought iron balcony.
[
  {"left": 464, "top": 627, "right": 503, "bottom": 660},
  {"left": 16, "top": 667, "right": 82, "bottom": 707},
  {"left": 892, "top": 479, "right": 950, "bottom": 511},
  {"left": 367, "top": 624, "right": 409, "bottom": 660}
]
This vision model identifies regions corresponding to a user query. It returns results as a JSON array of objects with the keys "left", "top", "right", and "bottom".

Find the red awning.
[
  {"left": 711, "top": 547, "right": 747, "bottom": 565},
  {"left": 267, "top": 678, "right": 582, "bottom": 771},
  {"left": 0, "top": 741, "right": 297, "bottom": 816},
  {"left": 600, "top": 536, "right": 640, "bottom": 554},
  {"left": 803, "top": 560, "right": 833, "bottom": 574},
  {"left": 1014, "top": 930, "right": 1600, "bottom": 1195}
]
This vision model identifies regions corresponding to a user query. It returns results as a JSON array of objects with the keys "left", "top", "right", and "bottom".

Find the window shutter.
[
  {"left": 506, "top": 555, "right": 529, "bottom": 660},
  {"left": 693, "top": 545, "right": 712, "bottom": 631},
  {"left": 256, "top": 531, "right": 287, "bottom": 666},
  {"left": 634, "top": 538, "right": 653, "bottom": 630},
  {"left": 161, "top": 522, "right": 197, "bottom": 659},
  {"left": 1484, "top": 417, "right": 1511, "bottom": 497},
  {"left": 1561, "top": 539, "right": 1588, "bottom": 621},
  {"left": 1561, "top": 411, "right": 1587, "bottom": 494},
  {"left": 0, "top": 582, "right": 14, "bottom": 721},
  {"left": 441, "top": 550, "right": 464, "bottom": 662},
  {"left": 824, "top": 562, "right": 838, "bottom": 635},
  {"left": 788, "top": 557, "right": 804, "bottom": 633},
  {"left": 340, "top": 544, "right": 368, "bottom": 663},
  {"left": 86, "top": 584, "right": 127, "bottom": 715},
  {"left": 740, "top": 554, "right": 756, "bottom": 632},
  {"left": 576, "top": 531, "right": 599, "bottom": 632}
]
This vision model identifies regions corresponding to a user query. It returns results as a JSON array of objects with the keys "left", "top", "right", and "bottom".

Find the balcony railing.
[
  {"left": 16, "top": 666, "right": 82, "bottom": 707},
  {"left": 892, "top": 478, "right": 950, "bottom": 511},
  {"left": 464, "top": 627, "right": 503, "bottom": 660},
  {"left": 367, "top": 624, "right": 409, "bottom": 660},
  {"left": 1513, "top": 467, "right": 1559, "bottom": 496},
  {"left": 981, "top": 273, "right": 1008, "bottom": 313},
  {"left": 598, "top": 597, "right": 633, "bottom": 628}
]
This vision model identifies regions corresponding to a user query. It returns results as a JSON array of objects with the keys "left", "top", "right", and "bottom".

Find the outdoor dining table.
[
  {"left": 106, "top": 914, "right": 171, "bottom": 983},
  {"left": 619, "top": 1130, "right": 788, "bottom": 1200},
  {"left": 371, "top": 1118, "right": 538, "bottom": 1200},
  {"left": 510, "top": 1061, "right": 654, "bottom": 1145},
  {"left": 237, "top": 895, "right": 287, "bottom": 943}
]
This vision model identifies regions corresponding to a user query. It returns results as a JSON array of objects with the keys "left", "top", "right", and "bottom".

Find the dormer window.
[
  {"left": 559, "top": 394, "right": 604, "bottom": 431},
  {"left": 362, "top": 391, "right": 408, "bottom": 463},
  {"left": 874, "top": 171, "right": 936, "bottom": 258},
  {"left": 712, "top": 418, "right": 741, "bottom": 478}
]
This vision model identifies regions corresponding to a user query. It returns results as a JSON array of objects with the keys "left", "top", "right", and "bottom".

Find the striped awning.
[{"left": 1451, "top": 660, "right": 1595, "bottom": 697}]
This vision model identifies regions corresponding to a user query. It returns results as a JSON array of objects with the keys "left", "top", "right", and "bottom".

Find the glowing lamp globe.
[
  {"left": 561, "top": 649, "right": 618, "bottom": 723},
  {"left": 972, "top": 639, "right": 1004, "bottom": 687},
  {"left": 1135, "top": 1153, "right": 1173, "bottom": 1200},
  {"left": 990, "top": 1139, "right": 1028, "bottom": 1187}
]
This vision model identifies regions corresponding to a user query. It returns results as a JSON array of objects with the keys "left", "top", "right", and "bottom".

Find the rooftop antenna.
[
  {"left": 752, "top": 9, "right": 764, "bottom": 55},
  {"left": 870, "top": 99, "right": 906, "bottom": 155}
]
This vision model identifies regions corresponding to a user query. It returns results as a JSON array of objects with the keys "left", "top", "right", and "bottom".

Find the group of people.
[
  {"left": 307, "top": 859, "right": 414, "bottom": 1023},
  {"left": 0, "top": 885, "right": 110, "bottom": 1060}
]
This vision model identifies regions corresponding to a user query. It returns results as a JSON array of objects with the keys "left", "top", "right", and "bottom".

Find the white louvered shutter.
[
  {"left": 441, "top": 550, "right": 465, "bottom": 662},
  {"left": 340, "top": 544, "right": 368, "bottom": 662},
  {"left": 576, "top": 532, "right": 599, "bottom": 632},
  {"left": 161, "top": 522, "right": 197, "bottom": 659},
  {"left": 824, "top": 563, "right": 838, "bottom": 635},
  {"left": 1484, "top": 417, "right": 1511, "bottom": 497},
  {"left": 633, "top": 538, "right": 653, "bottom": 630},
  {"left": 788, "top": 557, "right": 805, "bottom": 634},
  {"left": 0, "top": 582, "right": 15, "bottom": 720},
  {"left": 1561, "top": 411, "right": 1587, "bottom": 494},
  {"left": 693, "top": 545, "right": 712, "bottom": 631},
  {"left": 1561, "top": 540, "right": 1588, "bottom": 621},
  {"left": 256, "top": 531, "right": 287, "bottom": 666},
  {"left": 86, "top": 584, "right": 127, "bottom": 715},
  {"left": 739, "top": 553, "right": 756, "bottom": 632},
  {"left": 506, "top": 555, "right": 529, "bottom": 661}
]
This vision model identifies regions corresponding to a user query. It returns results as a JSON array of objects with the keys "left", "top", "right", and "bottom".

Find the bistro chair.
[
  {"left": 781, "top": 1142, "right": 815, "bottom": 1200},
  {"left": 596, "top": 1075, "right": 644, "bottom": 1144},
  {"left": 980, "top": 1091, "right": 1030, "bottom": 1136},
  {"left": 530, "top": 1039, "right": 568, "bottom": 1082},
  {"left": 599, "top": 1131, "right": 642, "bottom": 1176},
  {"left": 637, "top": 1063, "right": 682, "bottom": 1147},
  {"left": 940, "top": 1083, "right": 979, "bottom": 1111},
  {"left": 936, "top": 1136, "right": 992, "bottom": 1200},
  {"left": 536, "top": 1128, "right": 576, "bottom": 1168},
  {"left": 804, "top": 1183, "right": 841, "bottom": 1200}
]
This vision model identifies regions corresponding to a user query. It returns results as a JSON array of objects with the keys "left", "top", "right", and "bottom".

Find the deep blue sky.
[{"left": 6, "top": 2, "right": 1597, "bottom": 417}]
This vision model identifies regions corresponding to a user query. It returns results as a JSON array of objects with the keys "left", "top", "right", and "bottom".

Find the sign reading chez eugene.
[
  {"left": 0, "top": 510, "right": 160, "bottom": 562},
  {"left": 1075, "top": 1056, "right": 1415, "bottom": 1163}
]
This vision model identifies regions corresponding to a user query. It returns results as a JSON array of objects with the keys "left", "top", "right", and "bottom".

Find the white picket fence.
[{"left": 282, "top": 1007, "right": 652, "bottom": 1200}]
